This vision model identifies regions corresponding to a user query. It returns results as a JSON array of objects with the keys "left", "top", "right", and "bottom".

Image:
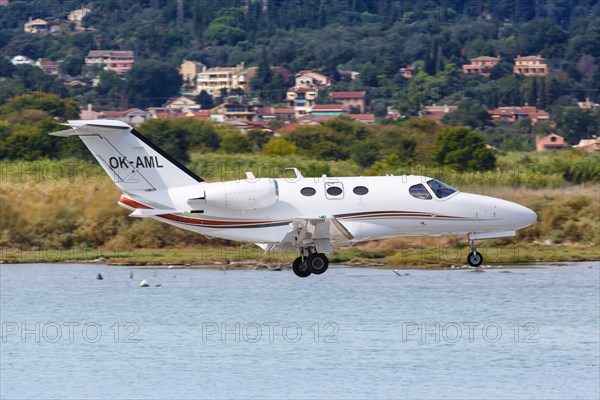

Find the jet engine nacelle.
[{"left": 203, "top": 179, "right": 279, "bottom": 210}]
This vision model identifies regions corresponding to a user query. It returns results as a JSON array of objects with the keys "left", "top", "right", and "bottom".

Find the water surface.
[{"left": 1, "top": 262, "right": 599, "bottom": 399}]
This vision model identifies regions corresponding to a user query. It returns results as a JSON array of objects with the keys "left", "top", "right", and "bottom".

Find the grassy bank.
[
  {"left": 1, "top": 243, "right": 598, "bottom": 268},
  {"left": 1, "top": 155, "right": 598, "bottom": 266}
]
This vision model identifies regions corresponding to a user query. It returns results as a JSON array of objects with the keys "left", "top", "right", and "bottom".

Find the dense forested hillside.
[{"left": 0, "top": 0, "right": 599, "bottom": 148}]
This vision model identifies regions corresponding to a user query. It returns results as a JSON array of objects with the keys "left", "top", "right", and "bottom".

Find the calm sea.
[{"left": 1, "top": 262, "right": 599, "bottom": 399}]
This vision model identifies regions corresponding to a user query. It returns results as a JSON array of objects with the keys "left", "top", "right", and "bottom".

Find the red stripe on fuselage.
[{"left": 118, "top": 196, "right": 289, "bottom": 227}]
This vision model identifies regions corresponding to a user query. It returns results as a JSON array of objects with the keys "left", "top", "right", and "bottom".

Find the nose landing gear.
[
  {"left": 292, "top": 248, "right": 329, "bottom": 277},
  {"left": 467, "top": 239, "right": 483, "bottom": 267}
]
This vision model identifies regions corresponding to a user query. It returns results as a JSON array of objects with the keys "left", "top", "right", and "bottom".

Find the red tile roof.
[
  {"left": 276, "top": 123, "right": 301, "bottom": 133},
  {"left": 190, "top": 111, "right": 211, "bottom": 119},
  {"left": 312, "top": 104, "right": 344, "bottom": 111},
  {"left": 331, "top": 91, "right": 366, "bottom": 99},
  {"left": 346, "top": 113, "right": 376, "bottom": 121},
  {"left": 273, "top": 108, "right": 295, "bottom": 114}
]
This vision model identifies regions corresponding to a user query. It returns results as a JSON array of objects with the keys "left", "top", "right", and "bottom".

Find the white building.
[{"left": 11, "top": 55, "right": 35, "bottom": 65}]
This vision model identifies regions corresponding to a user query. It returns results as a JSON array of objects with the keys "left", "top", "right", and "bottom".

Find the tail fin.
[{"left": 50, "top": 120, "right": 203, "bottom": 191}]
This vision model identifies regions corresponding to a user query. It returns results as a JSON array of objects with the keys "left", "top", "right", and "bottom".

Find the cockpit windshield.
[{"left": 426, "top": 179, "right": 458, "bottom": 199}]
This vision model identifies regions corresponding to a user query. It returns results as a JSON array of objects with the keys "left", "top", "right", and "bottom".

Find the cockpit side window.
[
  {"left": 427, "top": 179, "right": 457, "bottom": 199},
  {"left": 409, "top": 184, "right": 432, "bottom": 200}
]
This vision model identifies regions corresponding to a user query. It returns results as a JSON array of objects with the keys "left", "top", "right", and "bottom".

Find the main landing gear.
[
  {"left": 467, "top": 238, "right": 483, "bottom": 267},
  {"left": 292, "top": 248, "right": 329, "bottom": 277}
]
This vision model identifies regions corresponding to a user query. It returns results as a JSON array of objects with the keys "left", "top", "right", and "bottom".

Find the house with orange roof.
[
  {"left": 99, "top": 108, "right": 151, "bottom": 125},
  {"left": 275, "top": 122, "right": 302, "bottom": 135},
  {"left": 422, "top": 105, "right": 458, "bottom": 121},
  {"left": 85, "top": 50, "right": 135, "bottom": 73},
  {"left": 462, "top": 56, "right": 500, "bottom": 76},
  {"left": 536, "top": 133, "right": 568, "bottom": 151},
  {"left": 35, "top": 59, "right": 60, "bottom": 75},
  {"left": 165, "top": 96, "right": 201, "bottom": 113},
  {"left": 311, "top": 104, "right": 346, "bottom": 117},
  {"left": 514, "top": 55, "right": 548, "bottom": 76},
  {"left": 345, "top": 113, "right": 376, "bottom": 124},
  {"left": 331, "top": 91, "right": 366, "bottom": 113},
  {"left": 488, "top": 106, "right": 549, "bottom": 124},
  {"left": 186, "top": 110, "right": 211, "bottom": 120}
]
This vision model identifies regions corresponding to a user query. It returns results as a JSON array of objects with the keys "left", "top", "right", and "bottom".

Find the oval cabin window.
[
  {"left": 326, "top": 186, "right": 343, "bottom": 196},
  {"left": 353, "top": 186, "right": 369, "bottom": 195},
  {"left": 300, "top": 187, "right": 316, "bottom": 196}
]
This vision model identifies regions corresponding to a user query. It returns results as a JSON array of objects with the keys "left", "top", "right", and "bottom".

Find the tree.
[
  {"left": 350, "top": 139, "right": 380, "bottom": 168},
  {"left": 0, "top": 92, "right": 79, "bottom": 120},
  {"left": 518, "top": 19, "right": 568, "bottom": 58},
  {"left": 60, "top": 56, "right": 84, "bottom": 77},
  {"left": 360, "top": 63, "right": 378, "bottom": 87},
  {"left": 127, "top": 60, "right": 182, "bottom": 108},
  {"left": 433, "top": 126, "right": 496, "bottom": 172},
  {"left": 442, "top": 100, "right": 491, "bottom": 130},
  {"left": 552, "top": 106, "right": 599, "bottom": 144},
  {"left": 0, "top": 56, "right": 16, "bottom": 77},
  {"left": 195, "top": 90, "right": 214, "bottom": 110},
  {"left": 263, "top": 138, "right": 297, "bottom": 156},
  {"left": 220, "top": 131, "right": 252, "bottom": 153},
  {"left": 247, "top": 129, "right": 271, "bottom": 150},
  {"left": 251, "top": 47, "right": 272, "bottom": 94},
  {"left": 136, "top": 120, "right": 191, "bottom": 163}
]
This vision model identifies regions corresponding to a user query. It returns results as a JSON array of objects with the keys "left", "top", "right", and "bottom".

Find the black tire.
[
  {"left": 306, "top": 253, "right": 329, "bottom": 275},
  {"left": 292, "top": 256, "right": 311, "bottom": 278},
  {"left": 467, "top": 251, "right": 483, "bottom": 267}
]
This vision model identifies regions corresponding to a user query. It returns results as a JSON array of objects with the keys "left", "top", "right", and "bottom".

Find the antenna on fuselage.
[{"left": 285, "top": 168, "right": 303, "bottom": 179}]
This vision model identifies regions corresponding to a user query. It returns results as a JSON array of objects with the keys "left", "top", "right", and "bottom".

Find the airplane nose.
[{"left": 507, "top": 202, "right": 537, "bottom": 228}]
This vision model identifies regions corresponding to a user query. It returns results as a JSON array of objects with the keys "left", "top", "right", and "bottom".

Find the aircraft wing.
[{"left": 270, "top": 216, "right": 354, "bottom": 253}]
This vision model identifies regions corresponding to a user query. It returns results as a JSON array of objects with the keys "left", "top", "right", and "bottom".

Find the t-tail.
[{"left": 50, "top": 120, "right": 204, "bottom": 192}]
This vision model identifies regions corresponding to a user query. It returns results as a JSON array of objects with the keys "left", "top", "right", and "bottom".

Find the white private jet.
[{"left": 51, "top": 120, "right": 537, "bottom": 277}]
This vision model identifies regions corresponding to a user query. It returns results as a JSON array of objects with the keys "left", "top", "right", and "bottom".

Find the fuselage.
[{"left": 118, "top": 175, "right": 537, "bottom": 245}]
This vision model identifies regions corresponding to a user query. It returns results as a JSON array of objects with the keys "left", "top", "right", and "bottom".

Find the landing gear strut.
[
  {"left": 292, "top": 248, "right": 329, "bottom": 277},
  {"left": 467, "top": 239, "right": 483, "bottom": 267}
]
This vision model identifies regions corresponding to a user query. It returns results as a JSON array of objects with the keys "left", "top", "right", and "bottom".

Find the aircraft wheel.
[
  {"left": 292, "top": 256, "right": 311, "bottom": 278},
  {"left": 306, "top": 253, "right": 329, "bottom": 275},
  {"left": 467, "top": 251, "right": 483, "bottom": 267}
]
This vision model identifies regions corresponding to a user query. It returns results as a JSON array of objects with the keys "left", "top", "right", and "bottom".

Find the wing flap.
[{"left": 274, "top": 216, "right": 354, "bottom": 253}]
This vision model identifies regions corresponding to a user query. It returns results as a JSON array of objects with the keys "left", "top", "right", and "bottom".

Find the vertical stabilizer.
[{"left": 50, "top": 120, "right": 203, "bottom": 191}]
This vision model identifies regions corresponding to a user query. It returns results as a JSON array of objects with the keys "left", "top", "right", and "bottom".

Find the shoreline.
[{"left": 1, "top": 244, "right": 598, "bottom": 270}]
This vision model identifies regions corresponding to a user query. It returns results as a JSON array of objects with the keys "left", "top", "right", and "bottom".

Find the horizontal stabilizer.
[
  {"left": 129, "top": 208, "right": 180, "bottom": 217},
  {"left": 49, "top": 128, "right": 80, "bottom": 137}
]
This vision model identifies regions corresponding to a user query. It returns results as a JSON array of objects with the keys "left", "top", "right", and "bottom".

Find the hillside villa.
[
  {"left": 514, "top": 55, "right": 548, "bottom": 76},
  {"left": 195, "top": 62, "right": 255, "bottom": 96},
  {"left": 462, "top": 56, "right": 500, "bottom": 76},
  {"left": 85, "top": 50, "right": 135, "bottom": 73},
  {"left": 331, "top": 91, "right": 366, "bottom": 113},
  {"left": 24, "top": 18, "right": 49, "bottom": 34}
]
